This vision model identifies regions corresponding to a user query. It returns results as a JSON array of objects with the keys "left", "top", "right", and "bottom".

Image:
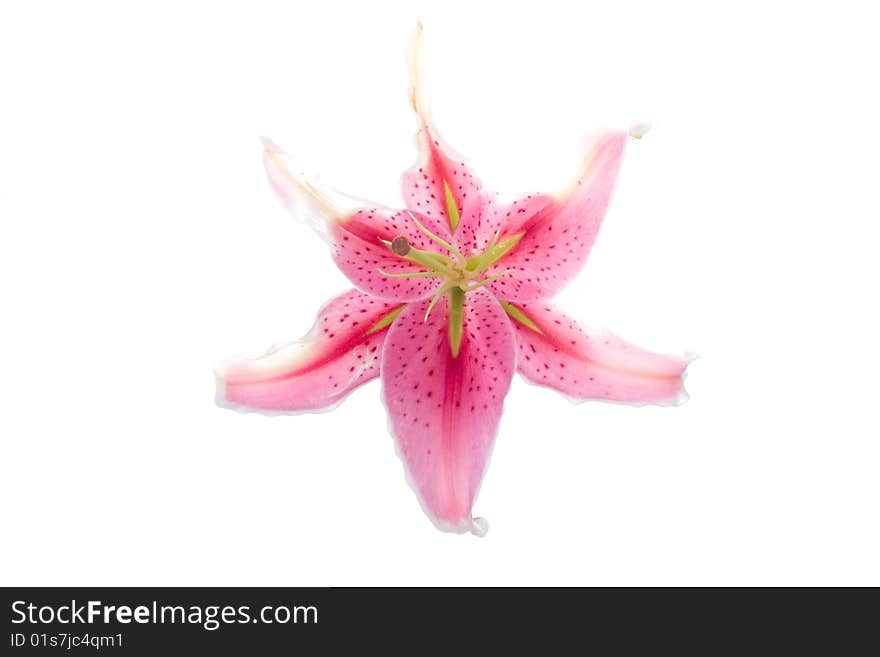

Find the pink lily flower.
[{"left": 216, "top": 26, "right": 689, "bottom": 535}]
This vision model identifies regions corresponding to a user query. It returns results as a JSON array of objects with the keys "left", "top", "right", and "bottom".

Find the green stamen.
[
  {"left": 462, "top": 270, "right": 509, "bottom": 292},
  {"left": 403, "top": 247, "right": 455, "bottom": 273},
  {"left": 377, "top": 268, "right": 444, "bottom": 279},
  {"left": 424, "top": 282, "right": 453, "bottom": 321},
  {"left": 406, "top": 211, "right": 466, "bottom": 264}
]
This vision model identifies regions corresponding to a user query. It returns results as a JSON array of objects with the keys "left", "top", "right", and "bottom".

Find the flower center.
[
  {"left": 377, "top": 211, "right": 524, "bottom": 357},
  {"left": 379, "top": 211, "right": 521, "bottom": 296}
]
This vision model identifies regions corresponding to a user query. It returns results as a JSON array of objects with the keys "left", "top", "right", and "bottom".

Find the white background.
[{"left": 2, "top": 1, "right": 878, "bottom": 586}]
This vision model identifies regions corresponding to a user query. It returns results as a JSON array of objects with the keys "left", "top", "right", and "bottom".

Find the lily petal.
[
  {"left": 451, "top": 191, "right": 508, "bottom": 258},
  {"left": 402, "top": 24, "right": 482, "bottom": 234},
  {"left": 381, "top": 287, "right": 516, "bottom": 534},
  {"left": 488, "top": 131, "right": 627, "bottom": 302},
  {"left": 262, "top": 138, "right": 450, "bottom": 302},
  {"left": 506, "top": 302, "right": 688, "bottom": 405},
  {"left": 217, "top": 290, "right": 402, "bottom": 412}
]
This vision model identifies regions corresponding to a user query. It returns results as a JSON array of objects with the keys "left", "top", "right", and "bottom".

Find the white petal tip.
[
  {"left": 683, "top": 350, "right": 701, "bottom": 365},
  {"left": 409, "top": 22, "right": 424, "bottom": 54},
  {"left": 213, "top": 371, "right": 228, "bottom": 406},
  {"left": 212, "top": 358, "right": 230, "bottom": 381},
  {"left": 407, "top": 23, "right": 427, "bottom": 116},
  {"left": 628, "top": 123, "right": 652, "bottom": 139},
  {"left": 468, "top": 517, "right": 489, "bottom": 537},
  {"left": 672, "top": 387, "right": 691, "bottom": 407},
  {"left": 260, "top": 136, "right": 283, "bottom": 152}
]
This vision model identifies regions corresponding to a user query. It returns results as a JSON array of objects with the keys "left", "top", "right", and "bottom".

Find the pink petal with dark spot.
[
  {"left": 217, "top": 290, "right": 398, "bottom": 412},
  {"left": 488, "top": 131, "right": 627, "bottom": 302},
  {"left": 401, "top": 125, "right": 482, "bottom": 234},
  {"left": 330, "top": 207, "right": 451, "bottom": 302},
  {"left": 380, "top": 288, "right": 516, "bottom": 533},
  {"left": 451, "top": 191, "right": 507, "bottom": 258},
  {"left": 511, "top": 303, "right": 688, "bottom": 404}
]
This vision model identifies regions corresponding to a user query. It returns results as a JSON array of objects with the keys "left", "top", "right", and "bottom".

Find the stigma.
[{"left": 391, "top": 236, "right": 411, "bottom": 256}]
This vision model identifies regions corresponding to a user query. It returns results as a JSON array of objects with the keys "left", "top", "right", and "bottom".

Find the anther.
[{"left": 391, "top": 236, "right": 411, "bottom": 256}]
